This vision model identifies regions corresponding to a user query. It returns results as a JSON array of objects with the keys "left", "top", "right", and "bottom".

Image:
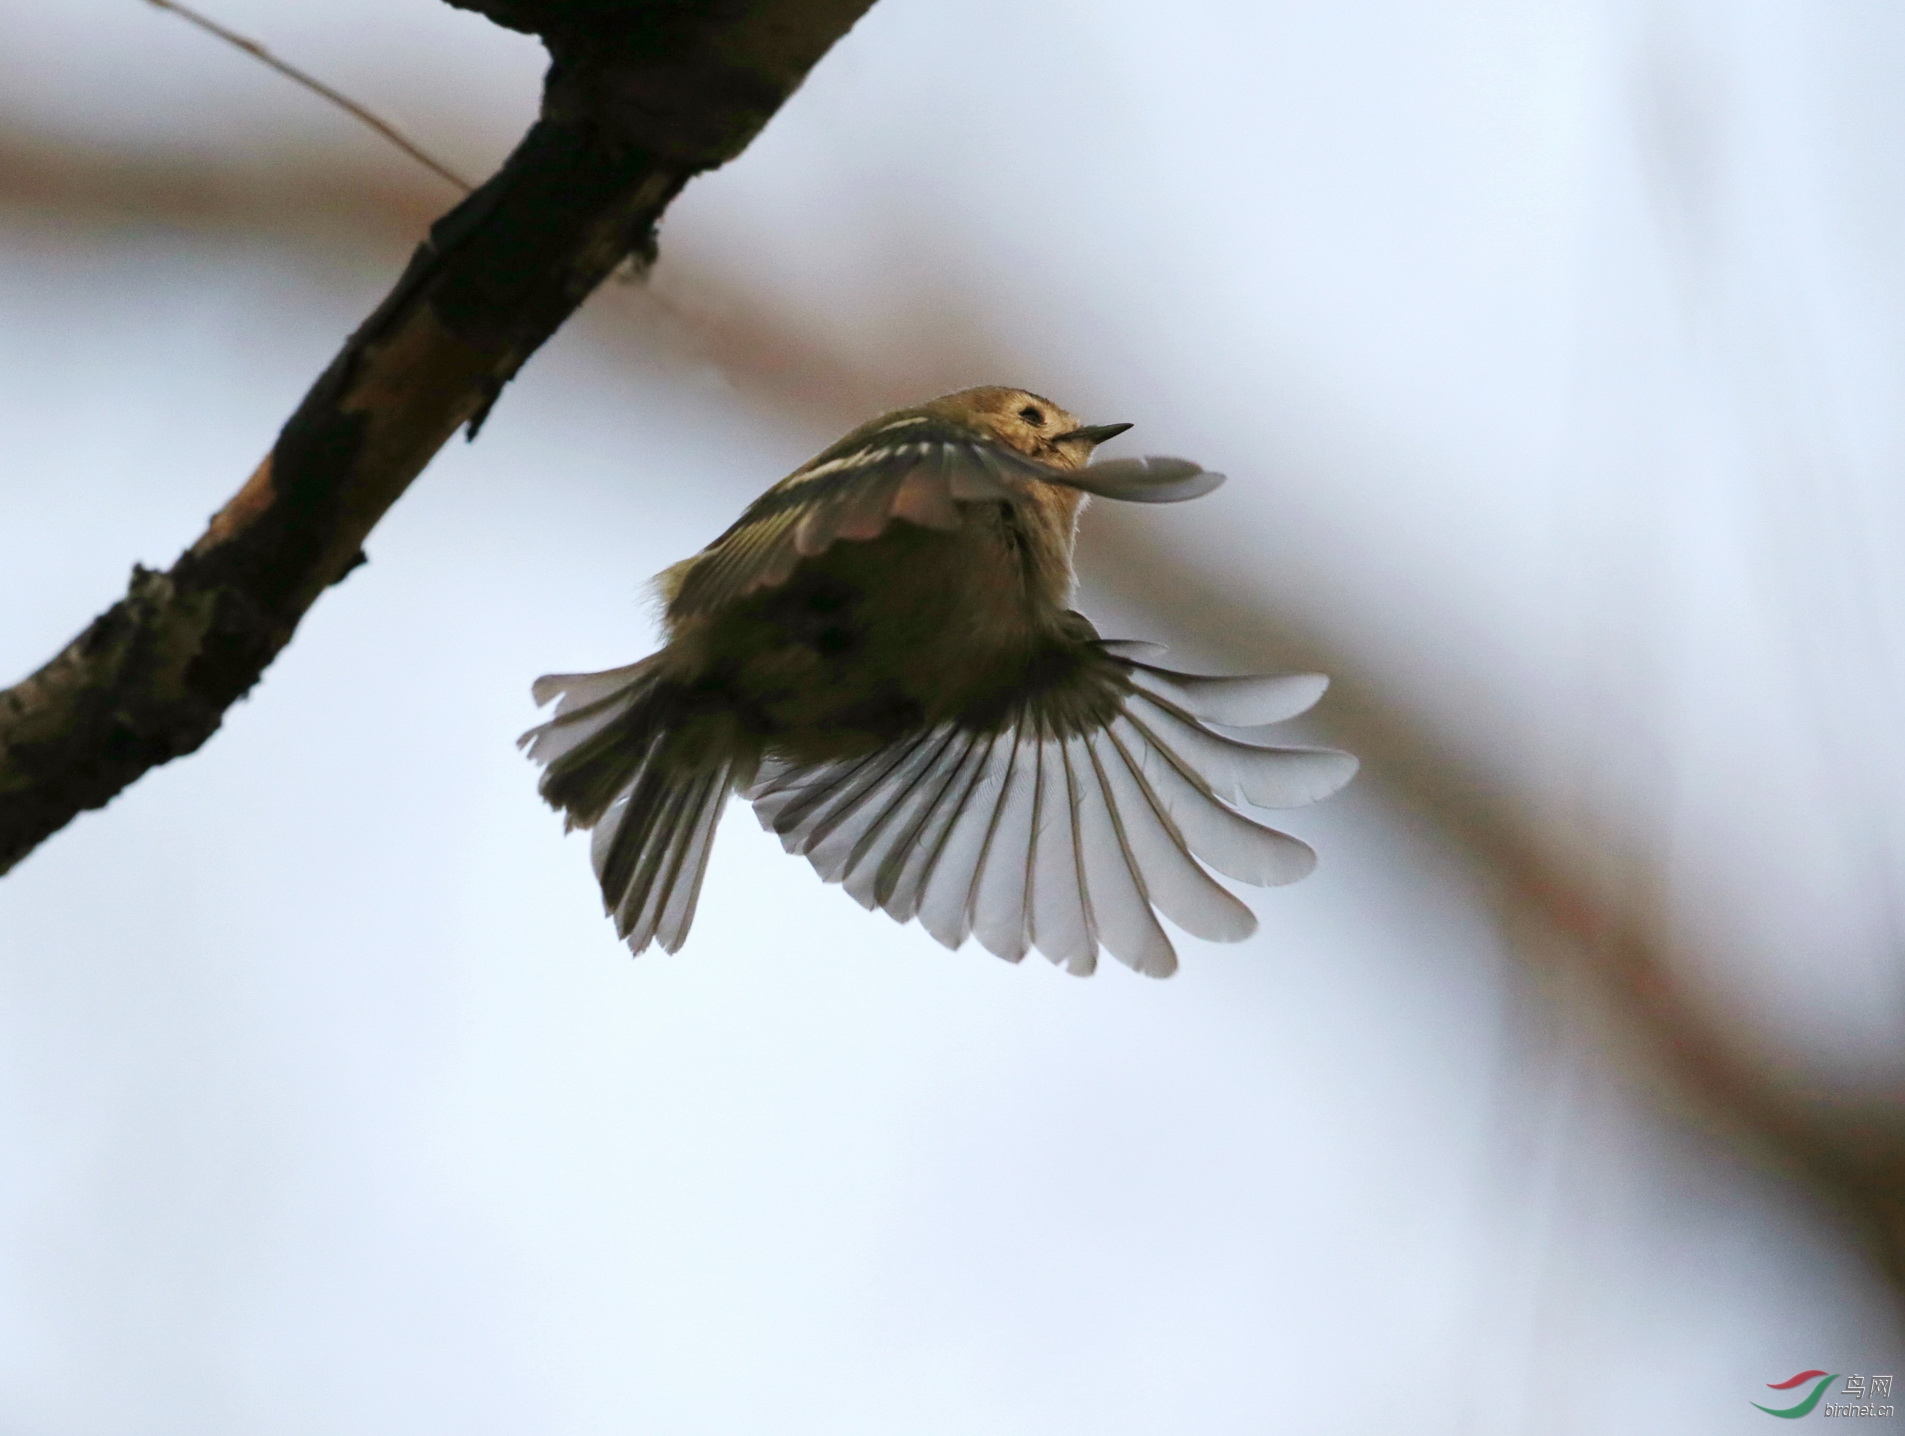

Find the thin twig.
[{"left": 142, "top": 0, "right": 475, "bottom": 195}]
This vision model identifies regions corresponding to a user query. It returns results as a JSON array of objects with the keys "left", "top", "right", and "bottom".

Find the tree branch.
[{"left": 0, "top": 0, "right": 874, "bottom": 874}]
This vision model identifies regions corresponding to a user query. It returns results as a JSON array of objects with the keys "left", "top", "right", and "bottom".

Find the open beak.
[{"left": 1057, "top": 421, "right": 1133, "bottom": 446}]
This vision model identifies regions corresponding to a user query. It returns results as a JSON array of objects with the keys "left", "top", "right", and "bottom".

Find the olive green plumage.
[{"left": 523, "top": 386, "right": 1355, "bottom": 975}]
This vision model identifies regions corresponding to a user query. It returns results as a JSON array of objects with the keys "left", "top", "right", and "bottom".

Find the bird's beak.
[{"left": 1058, "top": 422, "right": 1134, "bottom": 446}]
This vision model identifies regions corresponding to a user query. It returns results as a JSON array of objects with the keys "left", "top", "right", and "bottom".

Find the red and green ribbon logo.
[{"left": 1754, "top": 1371, "right": 1838, "bottom": 1418}]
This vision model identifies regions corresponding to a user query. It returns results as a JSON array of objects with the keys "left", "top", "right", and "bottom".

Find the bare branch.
[{"left": 0, "top": 0, "right": 877, "bottom": 874}]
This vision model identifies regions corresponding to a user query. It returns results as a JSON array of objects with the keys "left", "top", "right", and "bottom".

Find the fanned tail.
[
  {"left": 520, "top": 659, "right": 736, "bottom": 954},
  {"left": 587, "top": 750, "right": 735, "bottom": 954},
  {"left": 743, "top": 646, "right": 1356, "bottom": 978}
]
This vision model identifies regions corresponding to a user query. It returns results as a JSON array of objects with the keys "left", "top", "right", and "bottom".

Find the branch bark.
[{"left": 0, "top": 0, "right": 875, "bottom": 874}]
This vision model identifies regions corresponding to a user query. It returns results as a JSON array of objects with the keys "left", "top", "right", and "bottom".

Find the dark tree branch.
[{"left": 0, "top": 0, "right": 874, "bottom": 874}]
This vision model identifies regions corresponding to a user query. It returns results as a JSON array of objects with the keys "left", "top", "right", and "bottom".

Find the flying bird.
[{"left": 522, "top": 386, "right": 1356, "bottom": 977}]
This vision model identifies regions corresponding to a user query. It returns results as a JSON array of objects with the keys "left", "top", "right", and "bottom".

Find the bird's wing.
[
  {"left": 520, "top": 657, "right": 742, "bottom": 955},
  {"left": 1060, "top": 456, "right": 1225, "bottom": 502},
  {"left": 667, "top": 415, "right": 1225, "bottom": 620},
  {"left": 742, "top": 640, "right": 1355, "bottom": 978},
  {"left": 668, "top": 415, "right": 1029, "bottom": 620}
]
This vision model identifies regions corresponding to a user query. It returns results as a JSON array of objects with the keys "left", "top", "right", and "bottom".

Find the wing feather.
[
  {"left": 669, "top": 429, "right": 1018, "bottom": 620},
  {"left": 520, "top": 657, "right": 664, "bottom": 771},
  {"left": 1028, "top": 732, "right": 1096, "bottom": 974},
  {"left": 1091, "top": 726, "right": 1257, "bottom": 943},
  {"left": 820, "top": 730, "right": 962, "bottom": 905},
  {"left": 1124, "top": 689, "right": 1359, "bottom": 809},
  {"left": 754, "top": 731, "right": 938, "bottom": 875},
  {"left": 742, "top": 643, "right": 1350, "bottom": 975},
  {"left": 1122, "top": 665, "right": 1329, "bottom": 727},
  {"left": 890, "top": 445, "right": 965, "bottom": 530},
  {"left": 521, "top": 659, "right": 738, "bottom": 957},
  {"left": 1060, "top": 455, "right": 1225, "bottom": 503},
  {"left": 839, "top": 727, "right": 972, "bottom": 911},
  {"left": 1111, "top": 712, "right": 1318, "bottom": 886},
  {"left": 915, "top": 734, "right": 1014, "bottom": 949},
  {"left": 589, "top": 757, "right": 735, "bottom": 955},
  {"left": 877, "top": 730, "right": 994, "bottom": 920},
  {"left": 969, "top": 725, "right": 1038, "bottom": 963},
  {"left": 1076, "top": 734, "right": 1180, "bottom": 977},
  {"left": 655, "top": 768, "right": 730, "bottom": 953},
  {"left": 668, "top": 422, "right": 1224, "bottom": 621}
]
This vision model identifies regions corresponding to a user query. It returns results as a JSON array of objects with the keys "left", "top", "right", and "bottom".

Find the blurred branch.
[
  {"left": 0, "top": 124, "right": 448, "bottom": 243},
  {"left": 0, "top": 0, "right": 875, "bottom": 875},
  {"left": 1077, "top": 520, "right": 1905, "bottom": 1289}
]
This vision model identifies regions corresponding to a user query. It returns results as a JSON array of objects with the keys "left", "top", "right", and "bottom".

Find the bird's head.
[{"left": 928, "top": 386, "right": 1132, "bottom": 472}]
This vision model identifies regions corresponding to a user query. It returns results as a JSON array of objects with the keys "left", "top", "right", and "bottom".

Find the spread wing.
[
  {"left": 743, "top": 641, "right": 1355, "bottom": 978},
  {"left": 668, "top": 415, "right": 1225, "bottom": 621},
  {"left": 1059, "top": 456, "right": 1226, "bottom": 503}
]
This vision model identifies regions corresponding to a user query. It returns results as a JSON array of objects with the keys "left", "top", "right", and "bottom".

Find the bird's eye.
[{"left": 1018, "top": 406, "right": 1045, "bottom": 426}]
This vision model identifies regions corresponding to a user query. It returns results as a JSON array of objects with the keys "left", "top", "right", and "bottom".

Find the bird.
[{"left": 521, "top": 385, "right": 1356, "bottom": 977}]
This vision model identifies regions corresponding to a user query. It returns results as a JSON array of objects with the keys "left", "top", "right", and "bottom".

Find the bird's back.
[
  {"left": 659, "top": 487, "right": 1090, "bottom": 765},
  {"left": 522, "top": 385, "right": 1353, "bottom": 974}
]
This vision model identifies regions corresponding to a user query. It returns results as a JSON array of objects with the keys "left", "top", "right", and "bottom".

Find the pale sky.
[{"left": 0, "top": 1, "right": 1900, "bottom": 1430}]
